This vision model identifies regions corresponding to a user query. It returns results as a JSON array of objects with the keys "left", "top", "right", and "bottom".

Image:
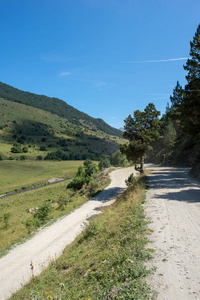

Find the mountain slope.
[
  {"left": 0, "top": 82, "right": 122, "bottom": 137},
  {"left": 0, "top": 97, "right": 122, "bottom": 160}
]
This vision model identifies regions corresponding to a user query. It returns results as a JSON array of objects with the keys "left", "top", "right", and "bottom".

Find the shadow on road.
[
  {"left": 147, "top": 167, "right": 200, "bottom": 204},
  {"left": 91, "top": 187, "right": 124, "bottom": 203}
]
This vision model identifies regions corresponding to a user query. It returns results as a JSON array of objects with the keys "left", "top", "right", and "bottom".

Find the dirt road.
[
  {"left": 0, "top": 167, "right": 136, "bottom": 300},
  {"left": 145, "top": 165, "right": 200, "bottom": 300}
]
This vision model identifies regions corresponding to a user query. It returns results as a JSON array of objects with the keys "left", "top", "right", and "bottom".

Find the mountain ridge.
[{"left": 0, "top": 81, "right": 122, "bottom": 137}]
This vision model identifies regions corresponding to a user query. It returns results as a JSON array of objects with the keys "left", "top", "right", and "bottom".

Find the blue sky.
[{"left": 0, "top": 0, "right": 199, "bottom": 129}]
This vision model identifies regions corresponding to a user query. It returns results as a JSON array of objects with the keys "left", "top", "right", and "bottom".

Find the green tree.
[
  {"left": 111, "top": 150, "right": 127, "bottom": 167},
  {"left": 11, "top": 143, "right": 22, "bottom": 153},
  {"left": 163, "top": 120, "right": 177, "bottom": 152},
  {"left": 120, "top": 103, "right": 160, "bottom": 173},
  {"left": 181, "top": 24, "right": 200, "bottom": 138},
  {"left": 98, "top": 157, "right": 111, "bottom": 170},
  {"left": 169, "top": 81, "right": 184, "bottom": 118}
]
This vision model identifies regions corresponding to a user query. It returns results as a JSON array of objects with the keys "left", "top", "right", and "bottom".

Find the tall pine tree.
[
  {"left": 120, "top": 103, "right": 160, "bottom": 173},
  {"left": 181, "top": 24, "right": 200, "bottom": 138}
]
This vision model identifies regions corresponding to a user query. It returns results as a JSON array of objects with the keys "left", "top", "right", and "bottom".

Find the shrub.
[
  {"left": 36, "top": 155, "right": 43, "bottom": 160},
  {"left": 0, "top": 152, "right": 6, "bottom": 160},
  {"left": 33, "top": 201, "right": 52, "bottom": 226},
  {"left": 3, "top": 212, "right": 11, "bottom": 228},
  {"left": 40, "top": 146, "right": 47, "bottom": 151},
  {"left": 22, "top": 146, "right": 28, "bottom": 153},
  {"left": 111, "top": 150, "right": 128, "bottom": 167},
  {"left": 87, "top": 180, "right": 99, "bottom": 196},
  {"left": 67, "top": 161, "right": 97, "bottom": 191},
  {"left": 98, "top": 157, "right": 111, "bottom": 170},
  {"left": 57, "top": 196, "right": 69, "bottom": 210},
  {"left": 125, "top": 173, "right": 136, "bottom": 186},
  {"left": 19, "top": 155, "right": 26, "bottom": 160},
  {"left": 11, "top": 143, "right": 22, "bottom": 153}
]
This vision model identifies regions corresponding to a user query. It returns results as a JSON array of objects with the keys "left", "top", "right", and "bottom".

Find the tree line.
[{"left": 121, "top": 24, "right": 200, "bottom": 172}]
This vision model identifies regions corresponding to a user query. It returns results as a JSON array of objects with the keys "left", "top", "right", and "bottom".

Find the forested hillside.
[
  {"left": 0, "top": 82, "right": 122, "bottom": 138},
  {"left": 0, "top": 98, "right": 123, "bottom": 161}
]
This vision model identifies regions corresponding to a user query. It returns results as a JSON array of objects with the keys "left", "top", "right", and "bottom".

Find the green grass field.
[
  {"left": 0, "top": 166, "right": 110, "bottom": 257},
  {"left": 0, "top": 182, "right": 86, "bottom": 256},
  {"left": 0, "top": 160, "right": 82, "bottom": 194}
]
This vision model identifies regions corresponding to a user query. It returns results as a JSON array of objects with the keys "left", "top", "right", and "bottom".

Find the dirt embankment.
[{"left": 145, "top": 165, "right": 200, "bottom": 300}]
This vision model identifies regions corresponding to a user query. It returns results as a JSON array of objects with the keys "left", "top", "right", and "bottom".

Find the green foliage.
[
  {"left": 36, "top": 155, "right": 43, "bottom": 160},
  {"left": 181, "top": 24, "right": 200, "bottom": 139},
  {"left": 163, "top": 120, "right": 177, "bottom": 151},
  {"left": 67, "top": 161, "right": 97, "bottom": 191},
  {"left": 121, "top": 103, "right": 161, "bottom": 172},
  {"left": 169, "top": 81, "right": 184, "bottom": 119},
  {"left": 0, "top": 97, "right": 121, "bottom": 160},
  {"left": 39, "top": 146, "right": 47, "bottom": 151},
  {"left": 3, "top": 212, "right": 11, "bottom": 228},
  {"left": 111, "top": 150, "right": 128, "bottom": 167},
  {"left": 57, "top": 196, "right": 69, "bottom": 211},
  {"left": 22, "top": 146, "right": 28, "bottom": 153},
  {"left": 87, "top": 180, "right": 99, "bottom": 196},
  {"left": 98, "top": 157, "right": 111, "bottom": 170},
  {"left": 11, "top": 143, "right": 22, "bottom": 153},
  {"left": 23, "top": 218, "right": 36, "bottom": 234},
  {"left": 19, "top": 155, "right": 26, "bottom": 160},
  {"left": 125, "top": 173, "right": 136, "bottom": 186},
  {"left": 24, "top": 201, "right": 52, "bottom": 233},
  {"left": 34, "top": 201, "right": 52, "bottom": 225},
  {"left": 0, "top": 152, "right": 6, "bottom": 160}
]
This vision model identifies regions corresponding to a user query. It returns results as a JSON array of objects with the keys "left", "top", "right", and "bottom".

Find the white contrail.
[{"left": 122, "top": 57, "right": 188, "bottom": 63}]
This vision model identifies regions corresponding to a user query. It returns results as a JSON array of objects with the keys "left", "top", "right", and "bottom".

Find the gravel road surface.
[
  {"left": 145, "top": 165, "right": 200, "bottom": 300},
  {"left": 0, "top": 167, "right": 136, "bottom": 300}
]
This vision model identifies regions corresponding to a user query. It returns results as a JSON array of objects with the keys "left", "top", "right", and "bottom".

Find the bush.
[
  {"left": 11, "top": 143, "right": 22, "bottom": 153},
  {"left": 40, "top": 146, "right": 47, "bottom": 151},
  {"left": 111, "top": 150, "right": 128, "bottom": 167},
  {"left": 125, "top": 173, "right": 136, "bottom": 186},
  {"left": 22, "top": 146, "right": 28, "bottom": 153},
  {"left": 0, "top": 152, "right": 6, "bottom": 160},
  {"left": 34, "top": 201, "right": 52, "bottom": 225},
  {"left": 98, "top": 158, "right": 111, "bottom": 170},
  {"left": 57, "top": 196, "right": 69, "bottom": 210},
  {"left": 36, "top": 155, "right": 43, "bottom": 160},
  {"left": 67, "top": 161, "right": 97, "bottom": 191},
  {"left": 87, "top": 180, "right": 99, "bottom": 196},
  {"left": 3, "top": 212, "right": 11, "bottom": 228},
  {"left": 67, "top": 175, "right": 86, "bottom": 191},
  {"left": 19, "top": 155, "right": 26, "bottom": 160}
]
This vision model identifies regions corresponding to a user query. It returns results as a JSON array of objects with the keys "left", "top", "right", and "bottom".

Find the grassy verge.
[
  {"left": 0, "top": 171, "right": 110, "bottom": 257},
  {"left": 0, "top": 160, "right": 82, "bottom": 195},
  {"left": 10, "top": 174, "right": 154, "bottom": 300}
]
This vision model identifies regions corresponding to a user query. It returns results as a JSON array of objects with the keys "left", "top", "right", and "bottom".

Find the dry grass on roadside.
[{"left": 11, "top": 174, "right": 154, "bottom": 300}]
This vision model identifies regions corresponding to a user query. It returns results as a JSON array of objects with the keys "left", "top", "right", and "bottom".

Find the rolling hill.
[
  {"left": 0, "top": 82, "right": 124, "bottom": 161},
  {"left": 0, "top": 82, "right": 122, "bottom": 137}
]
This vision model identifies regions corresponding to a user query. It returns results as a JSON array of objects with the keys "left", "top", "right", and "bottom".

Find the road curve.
[
  {"left": 0, "top": 167, "right": 136, "bottom": 300},
  {"left": 145, "top": 166, "right": 200, "bottom": 300}
]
